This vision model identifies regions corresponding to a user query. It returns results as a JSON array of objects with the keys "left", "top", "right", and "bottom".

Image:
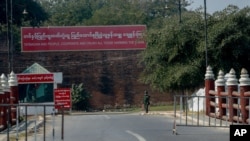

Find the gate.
[
  {"left": 0, "top": 104, "right": 64, "bottom": 141},
  {"left": 172, "top": 95, "right": 250, "bottom": 135},
  {"left": 172, "top": 66, "right": 250, "bottom": 135}
]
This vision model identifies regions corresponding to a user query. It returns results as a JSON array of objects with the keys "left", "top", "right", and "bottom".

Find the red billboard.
[
  {"left": 17, "top": 73, "right": 54, "bottom": 84},
  {"left": 21, "top": 25, "right": 146, "bottom": 52},
  {"left": 54, "top": 88, "right": 71, "bottom": 109}
]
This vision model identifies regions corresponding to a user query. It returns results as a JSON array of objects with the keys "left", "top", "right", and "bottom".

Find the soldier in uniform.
[{"left": 143, "top": 90, "right": 150, "bottom": 113}]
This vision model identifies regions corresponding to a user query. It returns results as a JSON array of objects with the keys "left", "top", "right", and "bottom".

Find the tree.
[
  {"left": 0, "top": 0, "right": 48, "bottom": 53},
  {"left": 145, "top": 0, "right": 190, "bottom": 28},
  {"left": 139, "top": 11, "right": 205, "bottom": 92},
  {"left": 140, "top": 5, "right": 250, "bottom": 93},
  {"left": 207, "top": 6, "right": 250, "bottom": 73},
  {"left": 71, "top": 83, "right": 92, "bottom": 111},
  {"left": 42, "top": 0, "right": 100, "bottom": 26},
  {"left": 0, "top": 0, "right": 48, "bottom": 27},
  {"left": 85, "top": 0, "right": 147, "bottom": 25}
]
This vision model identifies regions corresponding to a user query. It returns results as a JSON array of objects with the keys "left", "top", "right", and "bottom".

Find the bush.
[{"left": 71, "top": 83, "right": 91, "bottom": 111}]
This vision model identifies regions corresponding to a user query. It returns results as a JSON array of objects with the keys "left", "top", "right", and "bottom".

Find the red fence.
[
  {"left": 205, "top": 66, "right": 250, "bottom": 124},
  {"left": 0, "top": 72, "right": 19, "bottom": 131}
]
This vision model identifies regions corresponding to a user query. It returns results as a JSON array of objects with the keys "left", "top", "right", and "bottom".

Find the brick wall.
[{"left": 0, "top": 50, "right": 171, "bottom": 109}]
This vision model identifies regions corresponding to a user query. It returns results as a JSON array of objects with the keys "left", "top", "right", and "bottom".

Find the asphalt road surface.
[{"left": 27, "top": 112, "right": 229, "bottom": 141}]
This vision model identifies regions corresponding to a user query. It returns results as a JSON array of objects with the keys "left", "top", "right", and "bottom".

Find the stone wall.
[{"left": 0, "top": 50, "right": 171, "bottom": 109}]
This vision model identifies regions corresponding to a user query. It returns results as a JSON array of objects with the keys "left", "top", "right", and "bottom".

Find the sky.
[{"left": 187, "top": 0, "right": 250, "bottom": 14}]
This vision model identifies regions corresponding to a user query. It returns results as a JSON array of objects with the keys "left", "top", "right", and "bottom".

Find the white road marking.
[{"left": 126, "top": 130, "right": 146, "bottom": 141}]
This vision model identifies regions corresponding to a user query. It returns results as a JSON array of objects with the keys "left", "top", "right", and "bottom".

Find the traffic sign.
[{"left": 54, "top": 88, "right": 71, "bottom": 110}]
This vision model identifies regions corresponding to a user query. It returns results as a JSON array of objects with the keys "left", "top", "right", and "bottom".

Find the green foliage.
[
  {"left": 208, "top": 6, "right": 250, "bottom": 73},
  {"left": 140, "top": 11, "right": 204, "bottom": 92},
  {"left": 85, "top": 0, "right": 147, "bottom": 25},
  {"left": 0, "top": 0, "right": 48, "bottom": 53},
  {"left": 42, "top": 0, "right": 188, "bottom": 27},
  {"left": 43, "top": 0, "right": 95, "bottom": 26},
  {"left": 2, "top": 0, "right": 250, "bottom": 94},
  {"left": 140, "top": 5, "right": 250, "bottom": 93},
  {"left": 0, "top": 0, "right": 48, "bottom": 27},
  {"left": 71, "top": 83, "right": 91, "bottom": 111}
]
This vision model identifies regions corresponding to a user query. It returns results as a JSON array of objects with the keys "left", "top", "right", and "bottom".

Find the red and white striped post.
[
  {"left": 239, "top": 68, "right": 250, "bottom": 123},
  {"left": 8, "top": 71, "right": 18, "bottom": 125},
  {"left": 226, "top": 68, "right": 238, "bottom": 122},
  {"left": 205, "top": 66, "right": 215, "bottom": 116},
  {"left": 1, "top": 73, "right": 11, "bottom": 128},
  {"left": 0, "top": 74, "right": 11, "bottom": 130},
  {"left": 0, "top": 74, "right": 6, "bottom": 131},
  {"left": 215, "top": 70, "right": 225, "bottom": 118}
]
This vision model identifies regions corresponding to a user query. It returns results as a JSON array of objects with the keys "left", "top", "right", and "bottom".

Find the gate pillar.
[
  {"left": 0, "top": 74, "right": 5, "bottom": 131},
  {"left": 239, "top": 68, "right": 250, "bottom": 123},
  {"left": 8, "top": 71, "right": 18, "bottom": 125},
  {"left": 205, "top": 66, "right": 215, "bottom": 116},
  {"left": 216, "top": 70, "right": 225, "bottom": 118},
  {"left": 226, "top": 68, "right": 238, "bottom": 122},
  {"left": 1, "top": 73, "right": 11, "bottom": 128}
]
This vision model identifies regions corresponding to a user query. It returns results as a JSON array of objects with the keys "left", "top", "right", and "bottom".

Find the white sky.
[{"left": 187, "top": 0, "right": 250, "bottom": 14}]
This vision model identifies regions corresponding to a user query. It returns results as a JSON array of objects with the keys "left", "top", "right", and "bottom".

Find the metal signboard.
[
  {"left": 17, "top": 73, "right": 54, "bottom": 84},
  {"left": 54, "top": 88, "right": 71, "bottom": 109}
]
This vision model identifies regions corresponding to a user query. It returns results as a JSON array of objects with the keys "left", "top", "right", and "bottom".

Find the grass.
[
  {"left": 150, "top": 105, "right": 176, "bottom": 111},
  {"left": 125, "top": 103, "right": 180, "bottom": 113},
  {"left": 79, "top": 103, "right": 180, "bottom": 113}
]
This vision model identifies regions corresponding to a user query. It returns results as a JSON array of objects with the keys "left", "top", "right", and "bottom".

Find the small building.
[
  {"left": 17, "top": 63, "right": 63, "bottom": 115},
  {"left": 188, "top": 88, "right": 205, "bottom": 112}
]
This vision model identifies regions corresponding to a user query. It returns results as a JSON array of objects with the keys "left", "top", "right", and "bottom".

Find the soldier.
[{"left": 143, "top": 90, "right": 150, "bottom": 113}]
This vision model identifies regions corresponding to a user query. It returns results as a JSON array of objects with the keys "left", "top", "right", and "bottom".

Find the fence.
[
  {"left": 0, "top": 72, "right": 65, "bottom": 140},
  {"left": 0, "top": 72, "right": 19, "bottom": 132},
  {"left": 205, "top": 66, "right": 250, "bottom": 124},
  {"left": 173, "top": 95, "right": 233, "bottom": 135},
  {"left": 0, "top": 104, "right": 64, "bottom": 141},
  {"left": 173, "top": 66, "right": 250, "bottom": 134}
]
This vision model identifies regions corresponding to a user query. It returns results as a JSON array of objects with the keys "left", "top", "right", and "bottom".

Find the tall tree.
[
  {"left": 140, "top": 5, "right": 250, "bottom": 93},
  {"left": 145, "top": 0, "right": 190, "bottom": 29},
  {"left": 0, "top": 0, "right": 48, "bottom": 27},
  {"left": 42, "top": 0, "right": 100, "bottom": 26},
  {"left": 85, "top": 0, "right": 147, "bottom": 25},
  {"left": 0, "top": 0, "right": 48, "bottom": 53},
  {"left": 140, "top": 11, "right": 205, "bottom": 92},
  {"left": 207, "top": 6, "right": 250, "bottom": 73}
]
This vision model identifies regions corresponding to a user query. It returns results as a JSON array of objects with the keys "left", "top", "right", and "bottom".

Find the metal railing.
[
  {"left": 173, "top": 95, "right": 250, "bottom": 134},
  {"left": 0, "top": 104, "right": 64, "bottom": 141}
]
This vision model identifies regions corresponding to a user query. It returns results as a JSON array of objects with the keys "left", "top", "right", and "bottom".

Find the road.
[{"left": 27, "top": 112, "right": 229, "bottom": 141}]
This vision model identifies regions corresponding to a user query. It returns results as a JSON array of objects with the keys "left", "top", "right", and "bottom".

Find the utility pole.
[
  {"left": 6, "top": 0, "right": 13, "bottom": 73},
  {"left": 10, "top": 0, "right": 13, "bottom": 72},
  {"left": 204, "top": 0, "right": 208, "bottom": 67},
  {"left": 6, "top": 0, "right": 10, "bottom": 73},
  {"left": 178, "top": 0, "right": 181, "bottom": 23}
]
